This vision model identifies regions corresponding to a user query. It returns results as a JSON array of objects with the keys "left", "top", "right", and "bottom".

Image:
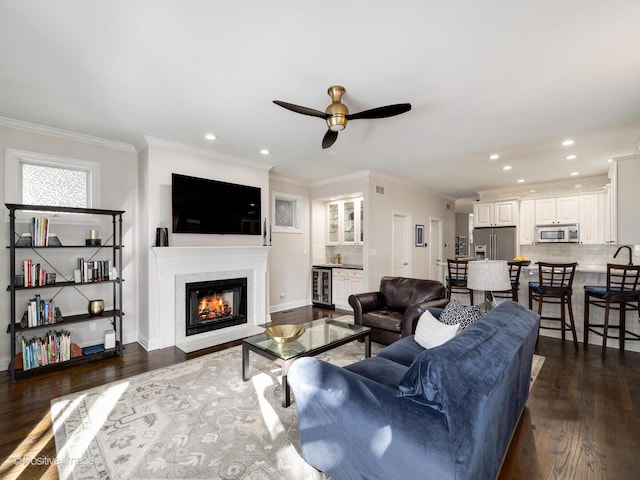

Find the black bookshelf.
[{"left": 5, "top": 203, "right": 125, "bottom": 382}]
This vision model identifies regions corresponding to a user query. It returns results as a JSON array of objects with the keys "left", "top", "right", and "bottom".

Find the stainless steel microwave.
[{"left": 535, "top": 224, "right": 580, "bottom": 243}]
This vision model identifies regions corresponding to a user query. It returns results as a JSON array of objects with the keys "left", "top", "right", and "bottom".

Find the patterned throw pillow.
[{"left": 438, "top": 299, "right": 482, "bottom": 330}]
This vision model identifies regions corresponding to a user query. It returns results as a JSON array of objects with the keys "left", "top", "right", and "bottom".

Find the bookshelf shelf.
[
  {"left": 6, "top": 279, "right": 121, "bottom": 291},
  {"left": 5, "top": 203, "right": 125, "bottom": 382},
  {"left": 12, "top": 342, "right": 122, "bottom": 378},
  {"left": 6, "top": 309, "right": 124, "bottom": 334}
]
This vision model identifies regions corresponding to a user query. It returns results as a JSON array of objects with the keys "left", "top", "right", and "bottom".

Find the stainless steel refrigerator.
[{"left": 472, "top": 226, "right": 517, "bottom": 261}]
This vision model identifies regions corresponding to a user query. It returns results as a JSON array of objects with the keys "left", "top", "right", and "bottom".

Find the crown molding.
[
  {"left": 0, "top": 116, "right": 136, "bottom": 152},
  {"left": 269, "top": 173, "right": 309, "bottom": 187},
  {"left": 368, "top": 170, "right": 456, "bottom": 201},
  {"left": 138, "top": 135, "right": 273, "bottom": 172},
  {"left": 309, "top": 170, "right": 370, "bottom": 187},
  {"left": 477, "top": 174, "right": 609, "bottom": 201}
]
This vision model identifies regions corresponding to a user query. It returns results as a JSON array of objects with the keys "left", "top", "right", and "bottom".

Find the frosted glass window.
[
  {"left": 272, "top": 191, "right": 302, "bottom": 233},
  {"left": 275, "top": 198, "right": 296, "bottom": 227},
  {"left": 22, "top": 164, "right": 88, "bottom": 208}
]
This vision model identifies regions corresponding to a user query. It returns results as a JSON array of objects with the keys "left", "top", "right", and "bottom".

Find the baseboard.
[{"left": 270, "top": 298, "right": 311, "bottom": 313}]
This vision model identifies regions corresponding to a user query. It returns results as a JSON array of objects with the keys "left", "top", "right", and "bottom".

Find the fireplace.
[{"left": 185, "top": 277, "right": 247, "bottom": 336}]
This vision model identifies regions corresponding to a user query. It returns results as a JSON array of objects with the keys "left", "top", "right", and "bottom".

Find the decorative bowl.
[
  {"left": 265, "top": 325, "right": 306, "bottom": 344},
  {"left": 88, "top": 299, "right": 105, "bottom": 317}
]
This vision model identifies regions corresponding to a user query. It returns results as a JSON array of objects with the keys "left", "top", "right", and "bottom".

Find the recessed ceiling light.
[
  {"left": 204, "top": 133, "right": 217, "bottom": 140},
  {"left": 570, "top": 171, "right": 580, "bottom": 176},
  {"left": 530, "top": 189, "right": 536, "bottom": 193},
  {"left": 502, "top": 165, "right": 512, "bottom": 170},
  {"left": 607, "top": 158, "right": 613, "bottom": 163},
  {"left": 488, "top": 154, "right": 500, "bottom": 160},
  {"left": 575, "top": 184, "right": 582, "bottom": 188},
  {"left": 260, "top": 149, "right": 270, "bottom": 155},
  {"left": 562, "top": 139, "right": 576, "bottom": 146},
  {"left": 566, "top": 154, "right": 577, "bottom": 160},
  {"left": 517, "top": 179, "right": 525, "bottom": 183}
]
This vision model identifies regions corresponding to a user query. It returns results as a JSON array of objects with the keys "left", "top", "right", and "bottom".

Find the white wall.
[
  {"left": 366, "top": 172, "right": 455, "bottom": 289},
  {"left": 268, "top": 177, "right": 311, "bottom": 312},
  {"left": 0, "top": 122, "right": 139, "bottom": 370}
]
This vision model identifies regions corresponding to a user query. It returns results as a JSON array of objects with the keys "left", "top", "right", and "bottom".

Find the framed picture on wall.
[{"left": 415, "top": 224, "right": 425, "bottom": 247}]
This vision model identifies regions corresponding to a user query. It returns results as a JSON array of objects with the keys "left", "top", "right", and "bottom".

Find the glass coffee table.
[{"left": 242, "top": 317, "right": 371, "bottom": 407}]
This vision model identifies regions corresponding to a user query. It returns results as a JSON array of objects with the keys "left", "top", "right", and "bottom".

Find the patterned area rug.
[{"left": 52, "top": 331, "right": 544, "bottom": 480}]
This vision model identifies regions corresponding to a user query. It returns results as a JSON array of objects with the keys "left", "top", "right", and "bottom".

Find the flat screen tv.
[{"left": 172, "top": 173, "right": 261, "bottom": 235}]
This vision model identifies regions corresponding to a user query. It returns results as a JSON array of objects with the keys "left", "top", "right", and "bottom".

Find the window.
[
  {"left": 5, "top": 149, "right": 100, "bottom": 221},
  {"left": 272, "top": 191, "right": 302, "bottom": 233}
]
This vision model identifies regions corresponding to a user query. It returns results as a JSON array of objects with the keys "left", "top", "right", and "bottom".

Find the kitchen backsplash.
[
  {"left": 520, "top": 243, "right": 640, "bottom": 267},
  {"left": 313, "top": 245, "right": 364, "bottom": 265}
]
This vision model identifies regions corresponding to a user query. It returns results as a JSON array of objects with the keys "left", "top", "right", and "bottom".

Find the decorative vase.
[{"left": 88, "top": 299, "right": 105, "bottom": 317}]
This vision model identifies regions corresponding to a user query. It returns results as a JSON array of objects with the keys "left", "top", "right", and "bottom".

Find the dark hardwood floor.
[{"left": 1, "top": 306, "right": 638, "bottom": 480}]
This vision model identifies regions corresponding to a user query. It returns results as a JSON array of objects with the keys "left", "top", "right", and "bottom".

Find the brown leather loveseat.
[{"left": 348, "top": 276, "right": 449, "bottom": 345}]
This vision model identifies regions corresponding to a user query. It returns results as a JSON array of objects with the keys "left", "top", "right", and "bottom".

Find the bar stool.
[
  {"left": 528, "top": 262, "right": 578, "bottom": 350},
  {"left": 446, "top": 259, "right": 474, "bottom": 305},
  {"left": 584, "top": 263, "right": 640, "bottom": 359},
  {"left": 493, "top": 261, "right": 523, "bottom": 302}
]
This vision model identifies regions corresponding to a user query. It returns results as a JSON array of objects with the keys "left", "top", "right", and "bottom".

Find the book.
[{"left": 82, "top": 345, "right": 105, "bottom": 355}]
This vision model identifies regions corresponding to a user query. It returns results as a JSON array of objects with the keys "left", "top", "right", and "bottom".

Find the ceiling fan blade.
[
  {"left": 273, "top": 100, "right": 329, "bottom": 119},
  {"left": 347, "top": 103, "right": 412, "bottom": 120},
  {"left": 322, "top": 130, "right": 338, "bottom": 149}
]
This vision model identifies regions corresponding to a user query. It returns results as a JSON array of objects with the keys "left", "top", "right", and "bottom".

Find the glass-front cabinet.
[
  {"left": 342, "top": 200, "right": 355, "bottom": 243},
  {"left": 326, "top": 197, "right": 363, "bottom": 245},
  {"left": 327, "top": 202, "right": 340, "bottom": 244}
]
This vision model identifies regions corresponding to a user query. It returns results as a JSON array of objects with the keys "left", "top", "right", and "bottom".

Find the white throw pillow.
[{"left": 414, "top": 310, "right": 459, "bottom": 349}]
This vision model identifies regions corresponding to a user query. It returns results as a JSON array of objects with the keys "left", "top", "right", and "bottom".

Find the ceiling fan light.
[{"left": 327, "top": 115, "right": 347, "bottom": 131}]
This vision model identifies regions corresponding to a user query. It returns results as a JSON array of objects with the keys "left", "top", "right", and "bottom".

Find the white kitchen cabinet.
[
  {"left": 326, "top": 198, "right": 364, "bottom": 245},
  {"left": 332, "top": 268, "right": 364, "bottom": 310},
  {"left": 327, "top": 201, "right": 340, "bottom": 244},
  {"left": 616, "top": 154, "right": 640, "bottom": 244},
  {"left": 579, "top": 194, "right": 604, "bottom": 244},
  {"left": 535, "top": 196, "right": 579, "bottom": 225},
  {"left": 473, "top": 200, "right": 518, "bottom": 227},
  {"left": 519, "top": 199, "right": 536, "bottom": 245}
]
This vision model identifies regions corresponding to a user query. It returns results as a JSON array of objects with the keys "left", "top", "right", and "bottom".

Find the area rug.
[{"left": 52, "top": 335, "right": 544, "bottom": 480}]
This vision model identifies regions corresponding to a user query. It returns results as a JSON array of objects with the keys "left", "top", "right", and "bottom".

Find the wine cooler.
[{"left": 311, "top": 267, "right": 333, "bottom": 308}]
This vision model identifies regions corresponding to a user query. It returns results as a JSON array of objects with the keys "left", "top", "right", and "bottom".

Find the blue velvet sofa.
[{"left": 287, "top": 301, "right": 540, "bottom": 480}]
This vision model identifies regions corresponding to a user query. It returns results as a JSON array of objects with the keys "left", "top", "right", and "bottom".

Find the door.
[
  {"left": 392, "top": 212, "right": 411, "bottom": 276},
  {"left": 429, "top": 218, "right": 443, "bottom": 281}
]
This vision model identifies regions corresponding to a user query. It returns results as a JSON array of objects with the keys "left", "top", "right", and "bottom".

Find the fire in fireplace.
[{"left": 185, "top": 278, "right": 247, "bottom": 336}]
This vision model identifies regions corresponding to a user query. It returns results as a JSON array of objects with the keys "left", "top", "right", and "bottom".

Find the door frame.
[{"left": 428, "top": 216, "right": 444, "bottom": 281}]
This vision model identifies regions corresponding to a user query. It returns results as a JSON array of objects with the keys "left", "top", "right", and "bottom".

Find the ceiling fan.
[{"left": 273, "top": 85, "right": 411, "bottom": 149}]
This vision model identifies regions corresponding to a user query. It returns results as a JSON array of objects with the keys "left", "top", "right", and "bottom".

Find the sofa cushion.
[
  {"left": 344, "top": 356, "right": 410, "bottom": 390},
  {"left": 414, "top": 310, "right": 459, "bottom": 349},
  {"left": 438, "top": 299, "right": 482, "bottom": 330},
  {"left": 362, "top": 309, "right": 403, "bottom": 332},
  {"left": 377, "top": 335, "right": 425, "bottom": 367}
]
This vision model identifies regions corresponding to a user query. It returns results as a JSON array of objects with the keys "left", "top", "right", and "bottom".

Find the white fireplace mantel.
[{"left": 147, "top": 246, "right": 271, "bottom": 352}]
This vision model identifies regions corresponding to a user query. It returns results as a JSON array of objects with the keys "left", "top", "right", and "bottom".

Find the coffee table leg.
[
  {"left": 242, "top": 343, "right": 249, "bottom": 381},
  {"left": 365, "top": 333, "right": 371, "bottom": 358},
  {"left": 282, "top": 360, "right": 292, "bottom": 408}
]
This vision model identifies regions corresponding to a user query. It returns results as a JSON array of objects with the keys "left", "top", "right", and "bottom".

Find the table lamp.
[{"left": 466, "top": 260, "right": 512, "bottom": 314}]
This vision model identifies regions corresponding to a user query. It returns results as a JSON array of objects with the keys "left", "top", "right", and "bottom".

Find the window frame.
[
  {"left": 4, "top": 148, "right": 101, "bottom": 224},
  {"left": 271, "top": 191, "right": 303, "bottom": 234}
]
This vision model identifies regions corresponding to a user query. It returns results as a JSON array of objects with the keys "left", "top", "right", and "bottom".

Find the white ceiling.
[{"left": 1, "top": 1, "right": 639, "bottom": 201}]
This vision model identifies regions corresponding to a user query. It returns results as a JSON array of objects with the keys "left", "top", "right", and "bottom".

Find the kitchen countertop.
[
  {"left": 522, "top": 263, "right": 608, "bottom": 274},
  {"left": 313, "top": 264, "right": 364, "bottom": 270}
]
